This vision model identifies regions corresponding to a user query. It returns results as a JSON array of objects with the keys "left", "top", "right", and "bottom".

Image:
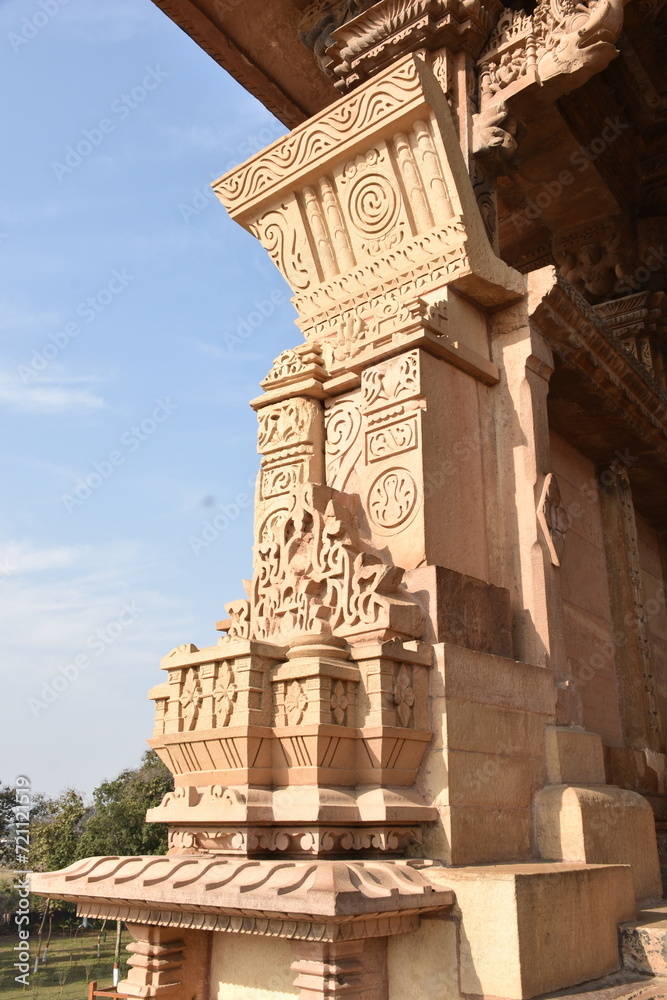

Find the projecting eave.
[
  {"left": 31, "top": 855, "right": 455, "bottom": 940},
  {"left": 530, "top": 270, "right": 667, "bottom": 529},
  {"left": 149, "top": 0, "right": 338, "bottom": 127}
]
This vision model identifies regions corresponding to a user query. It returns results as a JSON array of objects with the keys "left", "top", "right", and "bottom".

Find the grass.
[{"left": 0, "top": 925, "right": 129, "bottom": 999}]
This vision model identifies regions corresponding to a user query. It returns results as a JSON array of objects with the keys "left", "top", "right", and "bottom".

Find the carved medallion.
[
  {"left": 348, "top": 172, "right": 399, "bottom": 239},
  {"left": 368, "top": 468, "right": 418, "bottom": 530}
]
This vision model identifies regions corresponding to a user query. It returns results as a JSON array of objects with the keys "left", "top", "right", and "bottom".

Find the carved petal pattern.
[
  {"left": 393, "top": 664, "right": 415, "bottom": 727},
  {"left": 330, "top": 680, "right": 349, "bottom": 725},
  {"left": 285, "top": 680, "right": 308, "bottom": 725},
  {"left": 213, "top": 661, "right": 238, "bottom": 727}
]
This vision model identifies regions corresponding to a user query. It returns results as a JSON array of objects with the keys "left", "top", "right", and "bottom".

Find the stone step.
[
  {"left": 619, "top": 905, "right": 667, "bottom": 975},
  {"left": 536, "top": 970, "right": 667, "bottom": 1000}
]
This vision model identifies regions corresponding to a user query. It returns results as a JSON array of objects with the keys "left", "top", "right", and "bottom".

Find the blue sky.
[{"left": 0, "top": 0, "right": 295, "bottom": 797}]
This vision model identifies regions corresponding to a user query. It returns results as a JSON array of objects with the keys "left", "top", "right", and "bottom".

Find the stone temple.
[{"left": 33, "top": 2, "right": 667, "bottom": 999}]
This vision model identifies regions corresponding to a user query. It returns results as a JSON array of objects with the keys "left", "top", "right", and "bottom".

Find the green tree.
[
  {"left": 0, "top": 782, "right": 15, "bottom": 866},
  {"left": 30, "top": 789, "right": 88, "bottom": 872},
  {"left": 76, "top": 751, "right": 173, "bottom": 858}
]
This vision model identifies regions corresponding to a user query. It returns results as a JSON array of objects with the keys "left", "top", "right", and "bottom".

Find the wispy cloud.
[
  {"left": 0, "top": 541, "right": 85, "bottom": 576},
  {"left": 0, "top": 368, "right": 104, "bottom": 413},
  {"left": 191, "top": 338, "right": 226, "bottom": 361},
  {"left": 164, "top": 123, "right": 231, "bottom": 153},
  {"left": 0, "top": 294, "right": 63, "bottom": 337},
  {"left": 0, "top": 539, "right": 180, "bottom": 657}
]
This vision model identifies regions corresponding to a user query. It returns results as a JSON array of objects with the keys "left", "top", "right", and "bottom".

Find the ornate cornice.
[
  {"left": 529, "top": 267, "right": 667, "bottom": 523},
  {"left": 215, "top": 56, "right": 425, "bottom": 220},
  {"left": 32, "top": 856, "right": 454, "bottom": 942},
  {"left": 531, "top": 269, "right": 667, "bottom": 423},
  {"left": 325, "top": 0, "right": 504, "bottom": 91}
]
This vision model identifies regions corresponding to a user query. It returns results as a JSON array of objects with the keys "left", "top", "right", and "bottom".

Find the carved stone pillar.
[
  {"left": 253, "top": 342, "right": 328, "bottom": 546},
  {"left": 491, "top": 271, "right": 569, "bottom": 691},
  {"left": 290, "top": 938, "right": 387, "bottom": 1000},
  {"left": 118, "top": 926, "right": 185, "bottom": 999},
  {"left": 598, "top": 458, "right": 664, "bottom": 759}
]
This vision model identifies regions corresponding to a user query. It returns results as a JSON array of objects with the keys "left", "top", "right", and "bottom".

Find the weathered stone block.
[
  {"left": 425, "top": 862, "right": 636, "bottom": 999},
  {"left": 535, "top": 784, "right": 662, "bottom": 901},
  {"left": 405, "top": 565, "right": 513, "bottom": 656},
  {"left": 545, "top": 726, "right": 606, "bottom": 784}
]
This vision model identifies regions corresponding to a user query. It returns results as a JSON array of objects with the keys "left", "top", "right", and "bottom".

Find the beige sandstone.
[{"left": 30, "top": 2, "right": 667, "bottom": 999}]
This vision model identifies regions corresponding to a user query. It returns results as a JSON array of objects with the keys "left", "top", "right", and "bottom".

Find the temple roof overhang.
[{"left": 148, "top": 0, "right": 337, "bottom": 127}]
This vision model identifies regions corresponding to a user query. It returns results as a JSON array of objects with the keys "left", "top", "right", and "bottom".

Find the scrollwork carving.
[
  {"left": 325, "top": 397, "right": 363, "bottom": 490},
  {"left": 362, "top": 351, "right": 420, "bottom": 409},
  {"left": 251, "top": 484, "right": 423, "bottom": 644},
  {"left": 258, "top": 398, "right": 322, "bottom": 454},
  {"left": 368, "top": 468, "right": 419, "bottom": 530},
  {"left": 249, "top": 204, "right": 312, "bottom": 291},
  {"left": 219, "top": 599, "right": 251, "bottom": 642}
]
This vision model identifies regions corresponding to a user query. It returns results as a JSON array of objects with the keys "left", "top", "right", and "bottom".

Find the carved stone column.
[
  {"left": 118, "top": 926, "right": 185, "bottom": 998},
  {"left": 290, "top": 938, "right": 386, "bottom": 1000},
  {"left": 598, "top": 458, "right": 664, "bottom": 763},
  {"left": 491, "top": 270, "right": 569, "bottom": 690}
]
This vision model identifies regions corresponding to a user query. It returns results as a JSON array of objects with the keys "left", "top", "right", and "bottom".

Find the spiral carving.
[{"left": 348, "top": 173, "right": 399, "bottom": 237}]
